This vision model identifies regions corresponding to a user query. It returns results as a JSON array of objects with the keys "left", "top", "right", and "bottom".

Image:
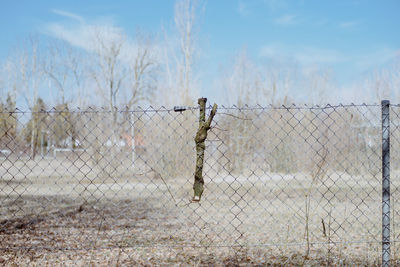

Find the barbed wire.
[{"left": 0, "top": 102, "right": 389, "bottom": 114}]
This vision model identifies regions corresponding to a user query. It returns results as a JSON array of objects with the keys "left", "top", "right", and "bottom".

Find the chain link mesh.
[{"left": 0, "top": 103, "right": 397, "bottom": 265}]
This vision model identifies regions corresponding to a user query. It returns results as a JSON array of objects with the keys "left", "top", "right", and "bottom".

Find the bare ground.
[
  {"left": 1, "top": 157, "right": 399, "bottom": 265},
  {"left": 0, "top": 197, "right": 386, "bottom": 266}
]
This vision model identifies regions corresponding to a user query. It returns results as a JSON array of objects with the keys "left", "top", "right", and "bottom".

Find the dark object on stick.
[
  {"left": 193, "top": 97, "right": 217, "bottom": 202},
  {"left": 174, "top": 106, "right": 187, "bottom": 112}
]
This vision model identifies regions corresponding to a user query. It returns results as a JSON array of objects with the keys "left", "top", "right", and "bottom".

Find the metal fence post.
[{"left": 382, "top": 100, "right": 391, "bottom": 267}]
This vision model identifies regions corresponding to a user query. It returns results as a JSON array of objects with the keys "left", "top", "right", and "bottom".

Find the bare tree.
[
  {"left": 175, "top": 0, "right": 197, "bottom": 104},
  {"left": 91, "top": 30, "right": 156, "bottom": 106},
  {"left": 300, "top": 66, "right": 333, "bottom": 105},
  {"left": 42, "top": 39, "right": 87, "bottom": 106},
  {"left": 43, "top": 40, "right": 70, "bottom": 105},
  {"left": 66, "top": 46, "right": 87, "bottom": 107},
  {"left": 218, "top": 50, "right": 261, "bottom": 171},
  {"left": 390, "top": 58, "right": 400, "bottom": 102},
  {"left": 161, "top": 0, "right": 201, "bottom": 105},
  {"left": 260, "top": 62, "right": 298, "bottom": 106},
  {"left": 22, "top": 97, "right": 48, "bottom": 156},
  {"left": 369, "top": 56, "right": 400, "bottom": 102},
  {"left": 155, "top": 0, "right": 203, "bottom": 106},
  {"left": 220, "top": 49, "right": 298, "bottom": 106},
  {"left": 0, "top": 59, "right": 18, "bottom": 150},
  {"left": 0, "top": 64, "right": 4, "bottom": 103},
  {"left": 125, "top": 34, "right": 157, "bottom": 109},
  {"left": 1, "top": 59, "right": 18, "bottom": 106},
  {"left": 88, "top": 30, "right": 126, "bottom": 172},
  {"left": 222, "top": 49, "right": 262, "bottom": 106},
  {"left": 91, "top": 31, "right": 125, "bottom": 111},
  {"left": 88, "top": 28, "right": 157, "bottom": 173},
  {"left": 0, "top": 92, "right": 17, "bottom": 148},
  {"left": 13, "top": 37, "right": 43, "bottom": 158}
]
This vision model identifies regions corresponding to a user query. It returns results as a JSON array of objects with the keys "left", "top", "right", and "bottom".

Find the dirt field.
[{"left": 1, "top": 156, "right": 399, "bottom": 266}]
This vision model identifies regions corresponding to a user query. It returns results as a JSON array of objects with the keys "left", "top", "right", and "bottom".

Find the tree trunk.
[
  {"left": 193, "top": 97, "right": 217, "bottom": 201},
  {"left": 30, "top": 120, "right": 36, "bottom": 159}
]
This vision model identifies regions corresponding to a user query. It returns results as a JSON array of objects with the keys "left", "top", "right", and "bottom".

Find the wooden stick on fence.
[{"left": 193, "top": 97, "right": 217, "bottom": 202}]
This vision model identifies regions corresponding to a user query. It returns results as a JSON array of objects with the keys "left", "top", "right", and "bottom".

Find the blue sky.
[{"left": 1, "top": 0, "right": 399, "bottom": 104}]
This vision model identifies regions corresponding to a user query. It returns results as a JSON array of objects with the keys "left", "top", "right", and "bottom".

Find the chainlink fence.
[{"left": 0, "top": 102, "right": 399, "bottom": 265}]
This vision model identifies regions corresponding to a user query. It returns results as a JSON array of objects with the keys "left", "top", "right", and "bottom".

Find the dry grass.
[
  {"left": 0, "top": 197, "right": 385, "bottom": 266},
  {"left": 1, "top": 156, "right": 398, "bottom": 266}
]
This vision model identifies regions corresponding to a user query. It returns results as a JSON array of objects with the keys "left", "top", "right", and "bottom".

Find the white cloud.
[
  {"left": 263, "top": 0, "right": 287, "bottom": 11},
  {"left": 354, "top": 47, "right": 399, "bottom": 71},
  {"left": 260, "top": 43, "right": 400, "bottom": 75},
  {"left": 260, "top": 44, "right": 345, "bottom": 65},
  {"left": 274, "top": 14, "right": 297, "bottom": 25},
  {"left": 44, "top": 11, "right": 163, "bottom": 68},
  {"left": 52, "top": 9, "right": 85, "bottom": 23},
  {"left": 45, "top": 23, "right": 95, "bottom": 51},
  {"left": 45, "top": 11, "right": 127, "bottom": 53},
  {"left": 237, "top": 1, "right": 250, "bottom": 17},
  {"left": 339, "top": 20, "right": 361, "bottom": 29}
]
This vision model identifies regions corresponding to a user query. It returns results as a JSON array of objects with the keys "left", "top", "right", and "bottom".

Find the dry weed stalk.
[{"left": 304, "top": 127, "right": 329, "bottom": 259}]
